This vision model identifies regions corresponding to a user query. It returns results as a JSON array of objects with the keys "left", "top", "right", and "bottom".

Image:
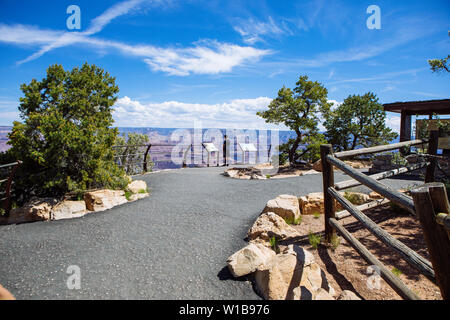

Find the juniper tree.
[
  {"left": 257, "top": 75, "right": 330, "bottom": 165},
  {"left": 6, "top": 63, "right": 128, "bottom": 201},
  {"left": 323, "top": 92, "right": 398, "bottom": 152}
]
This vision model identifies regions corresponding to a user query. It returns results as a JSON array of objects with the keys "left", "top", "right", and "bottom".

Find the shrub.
[
  {"left": 269, "top": 236, "right": 280, "bottom": 254},
  {"left": 391, "top": 267, "right": 402, "bottom": 277},
  {"left": 284, "top": 215, "right": 302, "bottom": 225},
  {"left": 344, "top": 191, "right": 361, "bottom": 205},
  {"left": 308, "top": 232, "right": 322, "bottom": 249},
  {"left": 5, "top": 63, "right": 128, "bottom": 203}
]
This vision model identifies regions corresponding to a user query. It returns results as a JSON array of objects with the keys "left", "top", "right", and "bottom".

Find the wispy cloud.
[
  {"left": 16, "top": 0, "right": 150, "bottom": 64},
  {"left": 85, "top": 0, "right": 148, "bottom": 35},
  {"left": 327, "top": 68, "right": 424, "bottom": 85},
  {"left": 0, "top": 5, "right": 270, "bottom": 76},
  {"left": 233, "top": 16, "right": 295, "bottom": 44}
]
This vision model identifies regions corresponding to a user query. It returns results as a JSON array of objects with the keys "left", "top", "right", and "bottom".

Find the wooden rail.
[
  {"left": 0, "top": 161, "right": 21, "bottom": 216},
  {"left": 320, "top": 130, "right": 447, "bottom": 300}
]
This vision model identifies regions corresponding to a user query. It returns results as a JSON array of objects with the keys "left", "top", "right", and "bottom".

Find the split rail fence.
[{"left": 320, "top": 130, "right": 450, "bottom": 300}]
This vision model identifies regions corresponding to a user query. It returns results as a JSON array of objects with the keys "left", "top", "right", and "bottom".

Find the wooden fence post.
[
  {"left": 411, "top": 183, "right": 450, "bottom": 299},
  {"left": 425, "top": 130, "right": 439, "bottom": 183},
  {"left": 321, "top": 144, "right": 336, "bottom": 243}
]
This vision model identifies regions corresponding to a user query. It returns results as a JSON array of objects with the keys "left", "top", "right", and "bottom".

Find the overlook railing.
[
  {"left": 0, "top": 161, "right": 21, "bottom": 216},
  {"left": 320, "top": 130, "right": 450, "bottom": 300},
  {"left": 112, "top": 143, "right": 274, "bottom": 174}
]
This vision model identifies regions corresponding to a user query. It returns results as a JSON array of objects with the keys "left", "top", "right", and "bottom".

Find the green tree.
[
  {"left": 323, "top": 92, "right": 398, "bottom": 152},
  {"left": 5, "top": 63, "right": 128, "bottom": 201},
  {"left": 257, "top": 75, "right": 331, "bottom": 165},
  {"left": 428, "top": 32, "right": 449, "bottom": 73}
]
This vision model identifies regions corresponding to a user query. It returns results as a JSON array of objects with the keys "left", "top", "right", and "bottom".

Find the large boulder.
[
  {"left": 7, "top": 198, "right": 57, "bottom": 223},
  {"left": 262, "top": 195, "right": 300, "bottom": 222},
  {"left": 51, "top": 200, "right": 86, "bottom": 220},
  {"left": 299, "top": 192, "right": 348, "bottom": 215},
  {"left": 226, "top": 243, "right": 276, "bottom": 278},
  {"left": 127, "top": 180, "right": 147, "bottom": 194},
  {"left": 255, "top": 245, "right": 335, "bottom": 300},
  {"left": 247, "top": 212, "right": 301, "bottom": 246},
  {"left": 84, "top": 190, "right": 128, "bottom": 212}
]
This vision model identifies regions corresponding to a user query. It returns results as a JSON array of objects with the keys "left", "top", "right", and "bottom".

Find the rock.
[
  {"left": 299, "top": 192, "right": 342, "bottom": 215},
  {"left": 312, "top": 160, "right": 322, "bottom": 172},
  {"left": 224, "top": 169, "right": 239, "bottom": 178},
  {"left": 127, "top": 180, "right": 147, "bottom": 194},
  {"left": 338, "top": 290, "right": 361, "bottom": 300},
  {"left": 255, "top": 245, "right": 335, "bottom": 300},
  {"left": 83, "top": 190, "right": 128, "bottom": 212},
  {"left": 301, "top": 169, "right": 319, "bottom": 175},
  {"left": 299, "top": 192, "right": 324, "bottom": 215},
  {"left": 313, "top": 288, "right": 335, "bottom": 300},
  {"left": 345, "top": 160, "right": 370, "bottom": 169},
  {"left": 262, "top": 195, "right": 300, "bottom": 222},
  {"left": 226, "top": 243, "right": 276, "bottom": 278},
  {"left": 369, "top": 191, "right": 384, "bottom": 200},
  {"left": 247, "top": 212, "right": 301, "bottom": 246},
  {"left": 251, "top": 173, "right": 267, "bottom": 180},
  {"left": 8, "top": 198, "right": 57, "bottom": 223},
  {"left": 51, "top": 200, "right": 86, "bottom": 220},
  {"left": 129, "top": 193, "right": 150, "bottom": 201}
]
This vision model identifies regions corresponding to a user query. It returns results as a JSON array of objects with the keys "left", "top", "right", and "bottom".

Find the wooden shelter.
[{"left": 383, "top": 99, "right": 450, "bottom": 142}]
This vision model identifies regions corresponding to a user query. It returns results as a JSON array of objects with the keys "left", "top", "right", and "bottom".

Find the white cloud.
[
  {"left": 113, "top": 96, "right": 342, "bottom": 130},
  {"left": 0, "top": 23, "right": 270, "bottom": 75},
  {"left": 385, "top": 115, "right": 401, "bottom": 133},
  {"left": 233, "top": 16, "right": 294, "bottom": 44},
  {"left": 143, "top": 40, "right": 271, "bottom": 76},
  {"left": 112, "top": 96, "right": 278, "bottom": 129}
]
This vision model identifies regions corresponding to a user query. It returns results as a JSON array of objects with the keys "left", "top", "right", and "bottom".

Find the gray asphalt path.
[{"left": 0, "top": 167, "right": 422, "bottom": 299}]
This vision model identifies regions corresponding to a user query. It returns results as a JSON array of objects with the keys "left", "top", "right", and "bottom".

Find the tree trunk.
[{"left": 289, "top": 132, "right": 302, "bottom": 165}]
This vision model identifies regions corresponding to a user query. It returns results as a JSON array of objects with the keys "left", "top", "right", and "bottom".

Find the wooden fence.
[
  {"left": 320, "top": 130, "right": 450, "bottom": 300},
  {"left": 0, "top": 161, "right": 21, "bottom": 216}
]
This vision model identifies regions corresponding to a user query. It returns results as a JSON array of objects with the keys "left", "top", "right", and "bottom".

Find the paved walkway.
[{"left": 0, "top": 167, "right": 420, "bottom": 299}]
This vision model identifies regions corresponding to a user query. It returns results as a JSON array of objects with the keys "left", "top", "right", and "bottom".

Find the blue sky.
[{"left": 0, "top": 0, "right": 449, "bottom": 131}]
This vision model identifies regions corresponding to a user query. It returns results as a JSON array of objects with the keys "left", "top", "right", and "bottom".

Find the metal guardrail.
[
  {"left": 113, "top": 143, "right": 275, "bottom": 173},
  {"left": 0, "top": 161, "right": 21, "bottom": 216},
  {"left": 319, "top": 130, "right": 449, "bottom": 300}
]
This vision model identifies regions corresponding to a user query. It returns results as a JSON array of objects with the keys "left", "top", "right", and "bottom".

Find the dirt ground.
[{"left": 287, "top": 205, "right": 442, "bottom": 300}]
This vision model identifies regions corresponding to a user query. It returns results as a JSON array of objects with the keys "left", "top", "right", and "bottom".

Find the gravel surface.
[{"left": 0, "top": 167, "right": 422, "bottom": 299}]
